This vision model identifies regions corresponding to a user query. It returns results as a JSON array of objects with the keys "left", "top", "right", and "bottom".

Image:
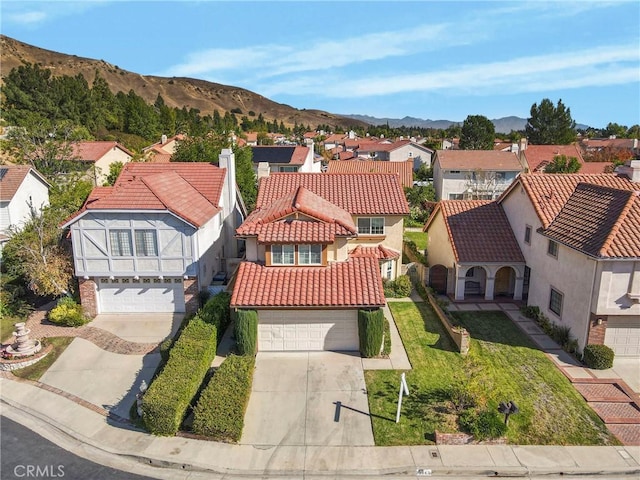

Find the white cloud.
[{"left": 5, "top": 11, "right": 47, "bottom": 25}]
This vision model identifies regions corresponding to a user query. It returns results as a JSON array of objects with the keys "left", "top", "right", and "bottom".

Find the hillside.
[{"left": 0, "top": 35, "right": 368, "bottom": 131}]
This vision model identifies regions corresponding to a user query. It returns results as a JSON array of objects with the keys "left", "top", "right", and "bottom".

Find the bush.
[
  {"left": 459, "top": 408, "right": 507, "bottom": 441},
  {"left": 192, "top": 354, "right": 255, "bottom": 441},
  {"left": 48, "top": 297, "right": 87, "bottom": 327},
  {"left": 582, "top": 344, "right": 615, "bottom": 370},
  {"left": 519, "top": 305, "right": 541, "bottom": 320},
  {"left": 358, "top": 309, "right": 384, "bottom": 358},
  {"left": 382, "top": 317, "right": 391, "bottom": 356},
  {"left": 159, "top": 338, "right": 173, "bottom": 362},
  {"left": 200, "top": 292, "right": 231, "bottom": 336},
  {"left": 383, "top": 275, "right": 413, "bottom": 298},
  {"left": 141, "top": 317, "right": 218, "bottom": 435},
  {"left": 234, "top": 309, "right": 258, "bottom": 356}
]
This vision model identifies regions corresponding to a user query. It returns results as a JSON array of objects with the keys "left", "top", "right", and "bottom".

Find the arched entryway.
[
  {"left": 464, "top": 266, "right": 486, "bottom": 298},
  {"left": 429, "top": 264, "right": 448, "bottom": 294},
  {"left": 494, "top": 266, "right": 516, "bottom": 298}
]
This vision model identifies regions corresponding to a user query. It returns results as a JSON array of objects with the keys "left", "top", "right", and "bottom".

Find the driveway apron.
[{"left": 241, "top": 352, "right": 375, "bottom": 446}]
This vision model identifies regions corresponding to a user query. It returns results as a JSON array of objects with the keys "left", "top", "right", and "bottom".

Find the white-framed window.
[
  {"left": 298, "top": 244, "right": 322, "bottom": 265},
  {"left": 109, "top": 230, "right": 132, "bottom": 256},
  {"left": 549, "top": 288, "right": 563, "bottom": 316},
  {"left": 524, "top": 225, "right": 532, "bottom": 245},
  {"left": 449, "top": 193, "right": 464, "bottom": 200},
  {"left": 547, "top": 240, "right": 558, "bottom": 258},
  {"left": 383, "top": 260, "right": 394, "bottom": 280},
  {"left": 135, "top": 229, "right": 158, "bottom": 256},
  {"left": 357, "top": 217, "right": 385, "bottom": 235},
  {"left": 271, "top": 244, "right": 295, "bottom": 265},
  {"left": 278, "top": 165, "right": 298, "bottom": 172}
]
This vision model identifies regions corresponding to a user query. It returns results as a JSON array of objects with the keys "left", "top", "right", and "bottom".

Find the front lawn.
[
  {"left": 365, "top": 303, "right": 617, "bottom": 446},
  {"left": 403, "top": 231, "right": 428, "bottom": 251}
]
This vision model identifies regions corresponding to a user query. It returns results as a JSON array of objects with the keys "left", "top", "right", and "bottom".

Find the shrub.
[
  {"left": 358, "top": 308, "right": 384, "bottom": 358},
  {"left": 159, "top": 338, "right": 173, "bottom": 363},
  {"left": 582, "top": 344, "right": 615, "bottom": 370},
  {"left": 192, "top": 354, "right": 255, "bottom": 441},
  {"left": 383, "top": 275, "right": 413, "bottom": 298},
  {"left": 459, "top": 408, "right": 507, "bottom": 441},
  {"left": 519, "top": 305, "right": 541, "bottom": 320},
  {"left": 48, "top": 297, "right": 87, "bottom": 327},
  {"left": 382, "top": 317, "right": 391, "bottom": 356},
  {"left": 200, "top": 292, "right": 231, "bottom": 336},
  {"left": 234, "top": 309, "right": 258, "bottom": 356},
  {"left": 141, "top": 317, "right": 217, "bottom": 435}
]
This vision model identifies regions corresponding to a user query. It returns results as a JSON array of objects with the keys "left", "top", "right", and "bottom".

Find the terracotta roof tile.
[
  {"left": 71, "top": 141, "right": 134, "bottom": 162},
  {"left": 522, "top": 144, "right": 585, "bottom": 172},
  {"left": 230, "top": 257, "right": 385, "bottom": 307},
  {"left": 257, "top": 173, "right": 409, "bottom": 215},
  {"left": 0, "top": 165, "right": 49, "bottom": 201},
  {"left": 435, "top": 150, "right": 523, "bottom": 171},
  {"left": 509, "top": 173, "right": 640, "bottom": 228},
  {"left": 349, "top": 245, "right": 400, "bottom": 260},
  {"left": 540, "top": 183, "right": 640, "bottom": 258},
  {"left": 327, "top": 160, "right": 414, "bottom": 189},
  {"left": 579, "top": 162, "right": 613, "bottom": 174},
  {"left": 426, "top": 200, "right": 525, "bottom": 263}
]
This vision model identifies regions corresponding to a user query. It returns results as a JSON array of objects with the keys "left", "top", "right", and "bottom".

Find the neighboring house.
[
  {"left": 72, "top": 141, "right": 134, "bottom": 185},
  {"left": 231, "top": 173, "right": 409, "bottom": 352},
  {"left": 326, "top": 159, "right": 414, "bottom": 189},
  {"left": 0, "top": 165, "right": 50, "bottom": 250},
  {"left": 423, "top": 200, "right": 526, "bottom": 301},
  {"left": 142, "top": 134, "right": 185, "bottom": 163},
  {"left": 354, "top": 139, "right": 434, "bottom": 170},
  {"left": 251, "top": 140, "right": 321, "bottom": 178},
  {"left": 518, "top": 141, "right": 585, "bottom": 172},
  {"left": 424, "top": 160, "right": 640, "bottom": 357},
  {"left": 62, "top": 150, "right": 242, "bottom": 316},
  {"left": 580, "top": 137, "right": 640, "bottom": 156},
  {"left": 432, "top": 150, "right": 525, "bottom": 200}
]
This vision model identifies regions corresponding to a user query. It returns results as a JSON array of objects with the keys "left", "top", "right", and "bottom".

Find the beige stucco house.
[{"left": 72, "top": 141, "right": 134, "bottom": 186}]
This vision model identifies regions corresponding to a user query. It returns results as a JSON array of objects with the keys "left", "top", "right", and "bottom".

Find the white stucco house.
[
  {"left": 432, "top": 150, "right": 526, "bottom": 200},
  {"left": 252, "top": 139, "right": 321, "bottom": 179},
  {"left": 355, "top": 139, "right": 434, "bottom": 170},
  {"left": 0, "top": 165, "right": 50, "bottom": 250},
  {"left": 62, "top": 150, "right": 243, "bottom": 316},
  {"left": 424, "top": 161, "right": 640, "bottom": 357}
]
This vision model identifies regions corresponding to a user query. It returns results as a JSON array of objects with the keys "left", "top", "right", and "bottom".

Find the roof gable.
[
  {"left": 72, "top": 141, "right": 134, "bottom": 162},
  {"left": 0, "top": 165, "right": 49, "bottom": 201},
  {"left": 257, "top": 173, "right": 409, "bottom": 215}
]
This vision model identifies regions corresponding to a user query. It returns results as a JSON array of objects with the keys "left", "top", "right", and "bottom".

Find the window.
[
  {"left": 547, "top": 240, "right": 558, "bottom": 258},
  {"left": 549, "top": 288, "right": 563, "bottom": 316},
  {"left": 278, "top": 166, "right": 298, "bottom": 172},
  {"left": 298, "top": 244, "right": 322, "bottom": 265},
  {"left": 357, "top": 217, "right": 385, "bottom": 235},
  {"left": 135, "top": 230, "right": 158, "bottom": 256},
  {"left": 271, "top": 245, "right": 295, "bottom": 265},
  {"left": 524, "top": 225, "right": 532, "bottom": 245},
  {"left": 109, "top": 230, "right": 132, "bottom": 256},
  {"left": 448, "top": 193, "right": 464, "bottom": 200},
  {"left": 384, "top": 260, "right": 393, "bottom": 280},
  {"left": 450, "top": 170, "right": 461, "bottom": 174}
]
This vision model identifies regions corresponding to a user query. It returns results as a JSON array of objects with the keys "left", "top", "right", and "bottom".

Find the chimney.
[
  {"left": 257, "top": 161, "right": 270, "bottom": 179},
  {"left": 218, "top": 148, "right": 239, "bottom": 261},
  {"left": 618, "top": 159, "right": 640, "bottom": 182},
  {"left": 518, "top": 138, "right": 529, "bottom": 172},
  {"left": 161, "top": 134, "right": 167, "bottom": 145}
]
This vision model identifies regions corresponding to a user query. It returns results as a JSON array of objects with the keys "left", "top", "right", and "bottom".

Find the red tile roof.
[
  {"left": 326, "top": 160, "right": 414, "bottom": 189},
  {"left": 237, "top": 186, "right": 356, "bottom": 243},
  {"left": 540, "top": 183, "right": 640, "bottom": 258},
  {"left": 579, "top": 161, "right": 613, "bottom": 174},
  {"left": 425, "top": 200, "right": 525, "bottom": 263},
  {"left": 435, "top": 150, "right": 523, "bottom": 171},
  {"left": 71, "top": 141, "right": 134, "bottom": 162},
  {"left": 0, "top": 165, "right": 49, "bottom": 201},
  {"left": 522, "top": 144, "right": 585, "bottom": 172},
  {"left": 257, "top": 173, "right": 409, "bottom": 215},
  {"left": 230, "top": 257, "right": 386, "bottom": 307},
  {"left": 63, "top": 163, "right": 225, "bottom": 228},
  {"left": 505, "top": 173, "right": 640, "bottom": 228},
  {"left": 349, "top": 245, "right": 400, "bottom": 260}
]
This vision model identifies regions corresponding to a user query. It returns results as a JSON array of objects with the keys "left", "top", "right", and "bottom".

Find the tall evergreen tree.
[
  {"left": 525, "top": 98, "right": 576, "bottom": 145},
  {"left": 459, "top": 115, "right": 495, "bottom": 150}
]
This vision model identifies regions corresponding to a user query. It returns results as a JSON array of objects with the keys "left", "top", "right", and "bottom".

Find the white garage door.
[
  {"left": 258, "top": 310, "right": 359, "bottom": 351},
  {"left": 98, "top": 278, "right": 185, "bottom": 313},
  {"left": 605, "top": 316, "right": 640, "bottom": 357}
]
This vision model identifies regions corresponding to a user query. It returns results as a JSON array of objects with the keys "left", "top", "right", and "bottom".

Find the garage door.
[
  {"left": 258, "top": 310, "right": 359, "bottom": 351},
  {"left": 605, "top": 316, "right": 640, "bottom": 357},
  {"left": 98, "top": 278, "right": 185, "bottom": 313}
]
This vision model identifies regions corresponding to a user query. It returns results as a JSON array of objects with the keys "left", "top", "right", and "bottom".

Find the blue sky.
[{"left": 2, "top": 1, "right": 639, "bottom": 129}]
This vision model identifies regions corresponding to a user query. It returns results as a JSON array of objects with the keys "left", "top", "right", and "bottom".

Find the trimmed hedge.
[
  {"left": 192, "top": 354, "right": 255, "bottom": 441},
  {"left": 48, "top": 297, "right": 88, "bottom": 327},
  {"left": 235, "top": 309, "right": 258, "bottom": 355},
  {"left": 200, "top": 292, "right": 231, "bottom": 335},
  {"left": 141, "top": 317, "right": 217, "bottom": 435},
  {"left": 583, "top": 344, "right": 615, "bottom": 370},
  {"left": 358, "top": 308, "right": 385, "bottom": 358}
]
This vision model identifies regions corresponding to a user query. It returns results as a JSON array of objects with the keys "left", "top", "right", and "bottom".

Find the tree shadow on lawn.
[{"left": 451, "top": 311, "right": 538, "bottom": 350}]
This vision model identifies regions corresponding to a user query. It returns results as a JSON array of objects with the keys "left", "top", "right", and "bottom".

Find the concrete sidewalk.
[{"left": 2, "top": 376, "right": 639, "bottom": 479}]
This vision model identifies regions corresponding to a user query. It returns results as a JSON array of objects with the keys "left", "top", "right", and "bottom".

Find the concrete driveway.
[
  {"left": 39, "top": 314, "right": 181, "bottom": 419},
  {"left": 611, "top": 357, "right": 640, "bottom": 393},
  {"left": 241, "top": 352, "right": 375, "bottom": 446}
]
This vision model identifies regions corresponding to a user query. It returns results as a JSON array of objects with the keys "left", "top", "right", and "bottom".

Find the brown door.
[{"left": 429, "top": 265, "right": 447, "bottom": 294}]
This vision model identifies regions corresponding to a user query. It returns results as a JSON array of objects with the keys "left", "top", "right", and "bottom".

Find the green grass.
[
  {"left": 365, "top": 304, "right": 618, "bottom": 446},
  {"left": 11, "top": 337, "right": 74, "bottom": 382},
  {"left": 1, "top": 315, "right": 22, "bottom": 343},
  {"left": 403, "top": 231, "right": 428, "bottom": 251}
]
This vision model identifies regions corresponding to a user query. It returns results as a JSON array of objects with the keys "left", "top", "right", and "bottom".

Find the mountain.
[
  {"left": 344, "top": 114, "right": 590, "bottom": 134},
  {"left": 0, "top": 35, "right": 368, "bottom": 131}
]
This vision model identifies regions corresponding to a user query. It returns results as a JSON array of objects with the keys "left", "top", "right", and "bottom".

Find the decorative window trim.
[
  {"left": 357, "top": 217, "right": 385, "bottom": 235},
  {"left": 134, "top": 229, "right": 158, "bottom": 257},
  {"left": 109, "top": 229, "right": 132, "bottom": 256}
]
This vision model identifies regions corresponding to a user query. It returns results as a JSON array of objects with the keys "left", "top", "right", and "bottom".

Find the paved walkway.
[{"left": 444, "top": 298, "right": 640, "bottom": 447}]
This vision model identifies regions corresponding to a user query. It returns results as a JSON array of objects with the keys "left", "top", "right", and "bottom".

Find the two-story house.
[
  {"left": 432, "top": 150, "right": 525, "bottom": 200},
  {"left": 231, "top": 173, "right": 409, "bottom": 351},
  {"left": 355, "top": 139, "right": 434, "bottom": 170},
  {"left": 62, "top": 150, "right": 242, "bottom": 316},
  {"left": 0, "top": 165, "right": 50, "bottom": 251},
  {"left": 326, "top": 159, "right": 414, "bottom": 189},
  {"left": 252, "top": 140, "right": 321, "bottom": 178},
  {"left": 71, "top": 141, "right": 134, "bottom": 186}
]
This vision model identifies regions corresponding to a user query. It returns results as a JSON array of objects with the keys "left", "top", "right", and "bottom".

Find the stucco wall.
[
  {"left": 94, "top": 148, "right": 132, "bottom": 186},
  {"left": 2, "top": 172, "right": 49, "bottom": 233},
  {"left": 593, "top": 261, "right": 640, "bottom": 316}
]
